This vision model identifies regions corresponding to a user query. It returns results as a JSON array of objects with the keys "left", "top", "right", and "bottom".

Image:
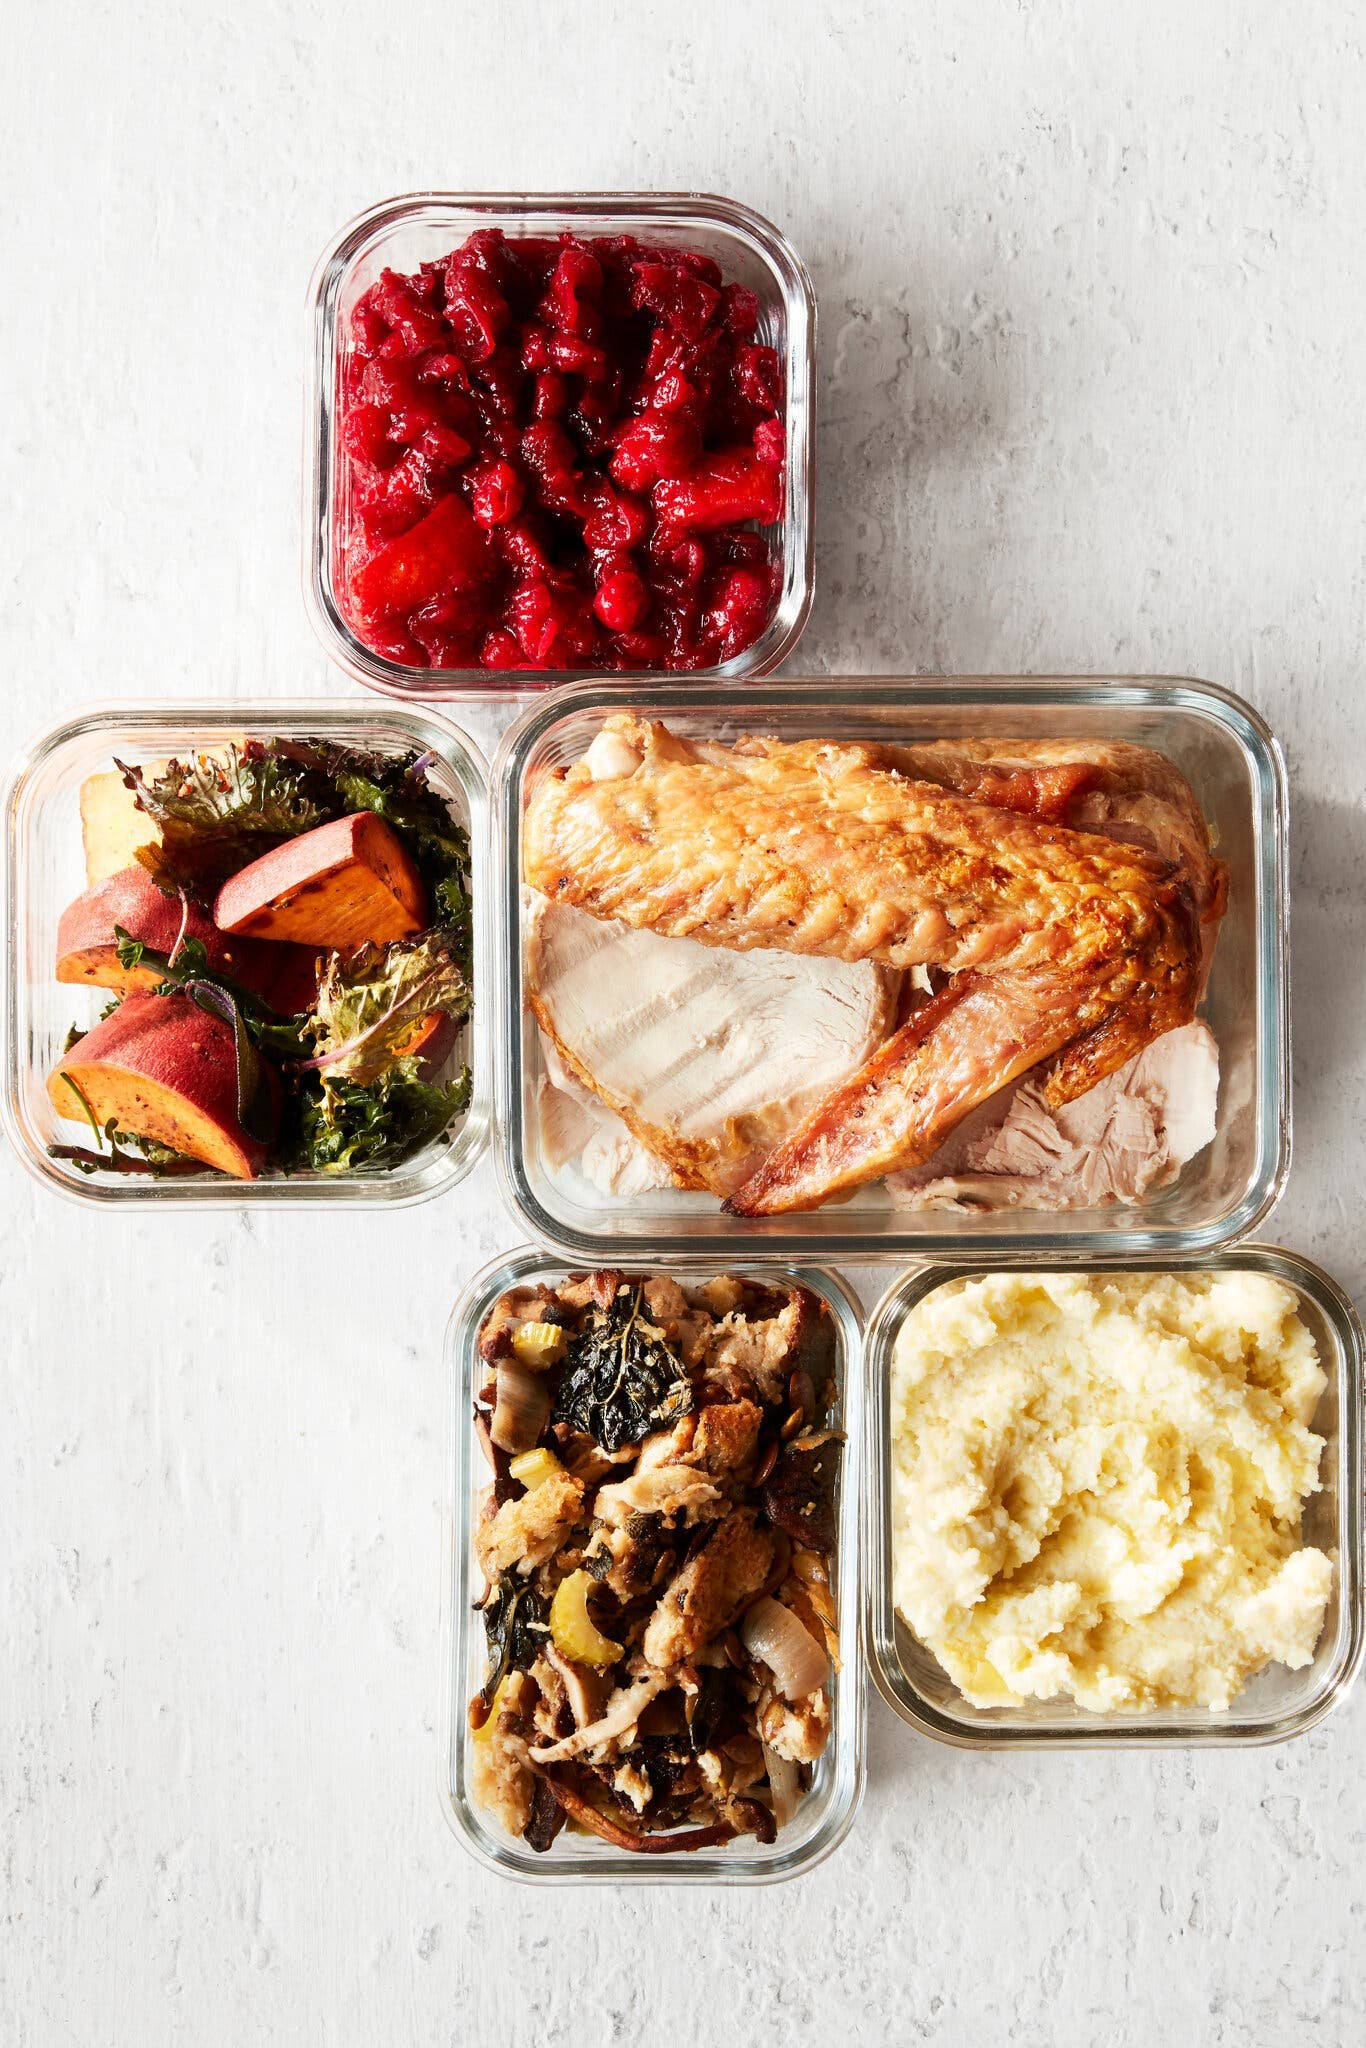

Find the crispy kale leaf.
[
  {"left": 477, "top": 1575, "right": 549, "bottom": 1711},
  {"left": 117, "top": 743, "right": 333, "bottom": 897},
  {"left": 283, "top": 1059, "right": 472, "bottom": 1175},
  {"left": 552, "top": 1286, "right": 692, "bottom": 1452},
  {"left": 295, "top": 930, "right": 471, "bottom": 1087}
]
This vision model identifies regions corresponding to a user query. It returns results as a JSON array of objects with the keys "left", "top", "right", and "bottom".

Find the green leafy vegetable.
[
  {"left": 117, "top": 743, "right": 333, "bottom": 897},
  {"left": 295, "top": 929, "right": 471, "bottom": 1086},
  {"left": 283, "top": 1059, "right": 471, "bottom": 1175},
  {"left": 552, "top": 1286, "right": 692, "bottom": 1452},
  {"left": 477, "top": 1575, "right": 549, "bottom": 1710}
]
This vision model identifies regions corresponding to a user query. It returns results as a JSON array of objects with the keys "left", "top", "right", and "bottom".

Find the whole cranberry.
[
  {"left": 444, "top": 261, "right": 509, "bottom": 362},
  {"left": 593, "top": 567, "right": 650, "bottom": 634},
  {"left": 471, "top": 460, "right": 527, "bottom": 527},
  {"left": 753, "top": 417, "right": 786, "bottom": 469},
  {"left": 734, "top": 343, "right": 782, "bottom": 414},
  {"left": 708, "top": 564, "right": 776, "bottom": 657},
  {"left": 350, "top": 298, "right": 389, "bottom": 357},
  {"left": 416, "top": 351, "right": 472, "bottom": 393},
  {"left": 609, "top": 413, "right": 702, "bottom": 491},
  {"left": 630, "top": 259, "right": 721, "bottom": 342},
  {"left": 415, "top": 422, "right": 473, "bottom": 475},
  {"left": 540, "top": 245, "right": 604, "bottom": 337},
  {"left": 343, "top": 404, "right": 396, "bottom": 468},
  {"left": 480, "top": 628, "right": 524, "bottom": 670},
  {"left": 582, "top": 486, "right": 651, "bottom": 555},
  {"left": 531, "top": 371, "right": 570, "bottom": 421},
  {"left": 494, "top": 517, "right": 558, "bottom": 578},
  {"left": 609, "top": 628, "right": 668, "bottom": 668}
]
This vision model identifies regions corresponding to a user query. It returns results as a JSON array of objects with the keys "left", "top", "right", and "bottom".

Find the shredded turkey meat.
[{"left": 467, "top": 1271, "right": 843, "bottom": 1856}]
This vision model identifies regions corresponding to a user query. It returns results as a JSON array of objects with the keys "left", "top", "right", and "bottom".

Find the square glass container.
[
  {"left": 2, "top": 699, "right": 490, "bottom": 1207},
  {"left": 304, "top": 191, "right": 816, "bottom": 700},
  {"left": 862, "top": 1245, "right": 1364, "bottom": 1748},
  {"left": 492, "top": 675, "right": 1289, "bottom": 1262},
  {"left": 439, "top": 1247, "right": 865, "bottom": 1884}
]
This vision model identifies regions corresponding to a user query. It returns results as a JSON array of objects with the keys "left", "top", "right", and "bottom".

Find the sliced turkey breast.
[{"left": 526, "top": 892, "right": 897, "bottom": 1196}]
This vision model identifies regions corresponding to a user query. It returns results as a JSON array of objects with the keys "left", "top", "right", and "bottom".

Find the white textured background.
[{"left": 4, "top": 2, "right": 1365, "bottom": 2043}]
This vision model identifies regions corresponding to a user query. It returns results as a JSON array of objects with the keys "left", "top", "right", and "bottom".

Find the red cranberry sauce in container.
[{"left": 305, "top": 194, "right": 815, "bottom": 697}]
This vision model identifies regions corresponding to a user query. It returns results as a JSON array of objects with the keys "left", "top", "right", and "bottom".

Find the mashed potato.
[{"left": 889, "top": 1271, "right": 1333, "bottom": 1712}]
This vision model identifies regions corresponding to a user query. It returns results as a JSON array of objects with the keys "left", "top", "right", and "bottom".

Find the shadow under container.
[
  {"left": 305, "top": 191, "right": 816, "bottom": 699},
  {"left": 439, "top": 1248, "right": 865, "bottom": 1883},
  {"left": 2, "top": 700, "right": 490, "bottom": 1207},
  {"left": 493, "top": 674, "right": 1289, "bottom": 1263},
  {"left": 863, "top": 1245, "right": 1365, "bottom": 1748}
]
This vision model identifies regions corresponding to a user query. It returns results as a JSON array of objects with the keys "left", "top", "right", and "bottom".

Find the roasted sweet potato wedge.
[
  {"left": 47, "top": 993, "right": 279, "bottom": 1179},
  {"left": 395, "top": 1009, "right": 458, "bottom": 1070},
  {"left": 56, "top": 866, "right": 281, "bottom": 998},
  {"left": 252, "top": 942, "right": 321, "bottom": 1018},
  {"left": 213, "top": 813, "right": 427, "bottom": 951}
]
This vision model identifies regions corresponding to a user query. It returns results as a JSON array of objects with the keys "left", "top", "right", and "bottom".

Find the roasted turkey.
[{"left": 523, "top": 715, "right": 1226, "bottom": 1215}]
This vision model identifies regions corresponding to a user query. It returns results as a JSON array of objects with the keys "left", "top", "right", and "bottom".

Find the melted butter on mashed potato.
[{"left": 890, "top": 1272, "right": 1333, "bottom": 1712}]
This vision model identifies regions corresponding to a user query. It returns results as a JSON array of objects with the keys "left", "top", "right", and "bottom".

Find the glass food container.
[
  {"left": 492, "top": 675, "right": 1289, "bottom": 1263},
  {"left": 439, "top": 1248, "right": 865, "bottom": 1884},
  {"left": 305, "top": 191, "right": 816, "bottom": 700},
  {"left": 863, "top": 1245, "right": 1364, "bottom": 1748},
  {"left": 1, "top": 699, "right": 490, "bottom": 1207}
]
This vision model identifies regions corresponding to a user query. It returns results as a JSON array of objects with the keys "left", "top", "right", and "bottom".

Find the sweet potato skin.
[
  {"left": 213, "top": 813, "right": 427, "bottom": 951},
  {"left": 56, "top": 867, "right": 280, "bottom": 997},
  {"left": 253, "top": 943, "right": 321, "bottom": 1018},
  {"left": 47, "top": 993, "right": 279, "bottom": 1179}
]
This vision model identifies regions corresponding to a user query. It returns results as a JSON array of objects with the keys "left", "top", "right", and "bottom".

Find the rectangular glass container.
[
  {"left": 2, "top": 699, "right": 490, "bottom": 1207},
  {"left": 493, "top": 675, "right": 1289, "bottom": 1262},
  {"left": 439, "top": 1247, "right": 865, "bottom": 1883},
  {"left": 863, "top": 1245, "right": 1364, "bottom": 1748},
  {"left": 305, "top": 191, "right": 816, "bottom": 700}
]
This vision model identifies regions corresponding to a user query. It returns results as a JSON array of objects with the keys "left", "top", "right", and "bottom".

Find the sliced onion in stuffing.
[
  {"left": 741, "top": 1596, "right": 829, "bottom": 1701},
  {"left": 490, "top": 1359, "right": 552, "bottom": 1452},
  {"left": 761, "top": 1740, "right": 802, "bottom": 1829}
]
